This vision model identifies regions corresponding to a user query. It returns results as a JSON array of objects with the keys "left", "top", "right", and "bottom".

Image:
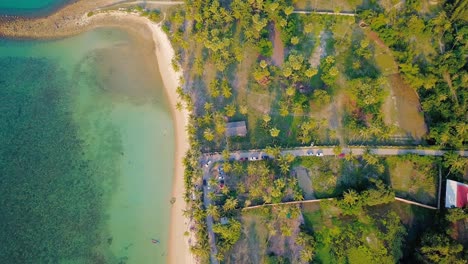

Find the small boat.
[{"left": 151, "top": 239, "right": 159, "bottom": 244}]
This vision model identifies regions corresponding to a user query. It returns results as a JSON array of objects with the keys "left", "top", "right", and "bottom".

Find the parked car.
[
  {"left": 338, "top": 153, "right": 345, "bottom": 158},
  {"left": 203, "top": 179, "right": 207, "bottom": 186},
  {"left": 218, "top": 175, "right": 224, "bottom": 180},
  {"left": 240, "top": 157, "right": 248, "bottom": 161},
  {"left": 262, "top": 155, "right": 270, "bottom": 160},
  {"left": 204, "top": 160, "right": 212, "bottom": 167},
  {"left": 249, "top": 156, "right": 258, "bottom": 161},
  {"left": 306, "top": 151, "right": 313, "bottom": 156},
  {"left": 316, "top": 152, "right": 324, "bottom": 157}
]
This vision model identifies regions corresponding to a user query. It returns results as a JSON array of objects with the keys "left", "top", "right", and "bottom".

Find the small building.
[
  {"left": 445, "top": 180, "right": 468, "bottom": 208},
  {"left": 226, "top": 121, "right": 247, "bottom": 137}
]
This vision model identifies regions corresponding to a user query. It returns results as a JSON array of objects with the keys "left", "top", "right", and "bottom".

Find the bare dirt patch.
[
  {"left": 271, "top": 24, "right": 285, "bottom": 66},
  {"left": 294, "top": 166, "right": 315, "bottom": 199},
  {"left": 388, "top": 74, "right": 427, "bottom": 140},
  {"left": 309, "top": 31, "right": 330, "bottom": 68}
]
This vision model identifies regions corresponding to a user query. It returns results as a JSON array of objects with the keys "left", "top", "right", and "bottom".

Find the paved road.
[
  {"left": 201, "top": 147, "right": 468, "bottom": 164},
  {"left": 293, "top": 10, "right": 356, "bottom": 16},
  {"left": 202, "top": 166, "right": 219, "bottom": 264}
]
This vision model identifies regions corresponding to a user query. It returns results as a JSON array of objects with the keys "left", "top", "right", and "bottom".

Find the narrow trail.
[{"left": 241, "top": 197, "right": 438, "bottom": 210}]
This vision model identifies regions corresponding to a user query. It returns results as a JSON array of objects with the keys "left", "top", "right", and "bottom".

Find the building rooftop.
[
  {"left": 445, "top": 179, "right": 468, "bottom": 208},
  {"left": 226, "top": 121, "right": 247, "bottom": 137}
]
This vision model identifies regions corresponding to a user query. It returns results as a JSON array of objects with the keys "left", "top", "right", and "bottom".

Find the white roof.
[{"left": 445, "top": 180, "right": 458, "bottom": 208}]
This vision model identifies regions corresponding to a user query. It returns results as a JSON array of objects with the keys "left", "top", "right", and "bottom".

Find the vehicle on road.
[
  {"left": 316, "top": 152, "right": 324, "bottom": 157},
  {"left": 249, "top": 156, "right": 258, "bottom": 161},
  {"left": 306, "top": 151, "right": 313, "bottom": 156},
  {"left": 261, "top": 155, "right": 270, "bottom": 160},
  {"left": 203, "top": 179, "right": 207, "bottom": 186},
  {"left": 240, "top": 157, "right": 248, "bottom": 161},
  {"left": 204, "top": 160, "right": 212, "bottom": 167},
  {"left": 338, "top": 153, "right": 345, "bottom": 158}
]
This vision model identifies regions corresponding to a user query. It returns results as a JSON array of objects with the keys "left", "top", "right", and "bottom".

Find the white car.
[
  {"left": 316, "top": 152, "right": 324, "bottom": 157},
  {"left": 249, "top": 156, "right": 258, "bottom": 161},
  {"left": 306, "top": 151, "right": 313, "bottom": 156}
]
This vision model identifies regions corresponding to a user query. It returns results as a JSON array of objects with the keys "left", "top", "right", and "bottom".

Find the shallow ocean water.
[
  {"left": 0, "top": 28, "right": 174, "bottom": 263},
  {"left": 0, "top": 0, "right": 71, "bottom": 16}
]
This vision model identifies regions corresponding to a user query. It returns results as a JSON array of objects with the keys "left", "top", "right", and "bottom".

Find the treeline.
[{"left": 361, "top": 1, "right": 467, "bottom": 148}]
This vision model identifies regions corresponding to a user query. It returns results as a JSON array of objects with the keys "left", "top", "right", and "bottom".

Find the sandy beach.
[{"left": 0, "top": 5, "right": 194, "bottom": 264}]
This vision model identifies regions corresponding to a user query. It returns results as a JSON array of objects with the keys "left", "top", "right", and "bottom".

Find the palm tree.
[
  {"left": 279, "top": 102, "right": 289, "bottom": 116},
  {"left": 203, "top": 128, "right": 215, "bottom": 141},
  {"left": 223, "top": 198, "right": 238, "bottom": 211},
  {"left": 262, "top": 114, "right": 271, "bottom": 125},
  {"left": 280, "top": 225, "right": 292, "bottom": 237},
  {"left": 300, "top": 248, "right": 313, "bottom": 263},
  {"left": 222, "top": 83, "right": 232, "bottom": 99},
  {"left": 284, "top": 6, "right": 294, "bottom": 16},
  {"left": 279, "top": 163, "right": 290, "bottom": 174},
  {"left": 225, "top": 104, "right": 236, "bottom": 117},
  {"left": 265, "top": 145, "right": 281, "bottom": 158},
  {"left": 176, "top": 101, "right": 183, "bottom": 111},
  {"left": 206, "top": 204, "right": 219, "bottom": 220},
  {"left": 239, "top": 104, "right": 248, "bottom": 115},
  {"left": 296, "top": 233, "right": 307, "bottom": 246},
  {"left": 286, "top": 86, "right": 296, "bottom": 97},
  {"left": 270, "top": 127, "right": 280, "bottom": 137},
  {"left": 305, "top": 67, "right": 318, "bottom": 78},
  {"left": 222, "top": 149, "right": 230, "bottom": 160},
  {"left": 204, "top": 102, "right": 213, "bottom": 112},
  {"left": 343, "top": 189, "right": 359, "bottom": 205}
]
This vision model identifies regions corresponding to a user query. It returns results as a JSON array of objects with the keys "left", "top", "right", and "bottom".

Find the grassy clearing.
[
  {"left": 386, "top": 155, "right": 439, "bottom": 205},
  {"left": 294, "top": 0, "right": 372, "bottom": 12},
  {"left": 294, "top": 156, "right": 386, "bottom": 198},
  {"left": 226, "top": 206, "right": 304, "bottom": 263}
]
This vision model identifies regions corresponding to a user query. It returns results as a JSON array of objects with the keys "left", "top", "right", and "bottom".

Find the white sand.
[
  {"left": 148, "top": 21, "right": 194, "bottom": 264},
  {"left": 84, "top": 12, "right": 194, "bottom": 264}
]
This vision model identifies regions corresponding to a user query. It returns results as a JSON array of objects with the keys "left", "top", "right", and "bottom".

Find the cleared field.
[
  {"left": 294, "top": 156, "right": 386, "bottom": 199},
  {"left": 294, "top": 0, "right": 367, "bottom": 12},
  {"left": 386, "top": 155, "right": 438, "bottom": 205},
  {"left": 225, "top": 206, "right": 304, "bottom": 263}
]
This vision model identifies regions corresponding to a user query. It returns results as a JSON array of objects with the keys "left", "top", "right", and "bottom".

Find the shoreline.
[
  {"left": 87, "top": 12, "right": 194, "bottom": 264},
  {"left": 1, "top": 8, "right": 194, "bottom": 264}
]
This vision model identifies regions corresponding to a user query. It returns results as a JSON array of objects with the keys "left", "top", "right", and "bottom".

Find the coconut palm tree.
[
  {"left": 239, "top": 104, "right": 248, "bottom": 115},
  {"left": 223, "top": 198, "right": 238, "bottom": 211},
  {"left": 300, "top": 248, "right": 313, "bottom": 263},
  {"left": 270, "top": 127, "right": 280, "bottom": 137},
  {"left": 225, "top": 104, "right": 236, "bottom": 117},
  {"left": 206, "top": 204, "right": 220, "bottom": 220},
  {"left": 203, "top": 128, "right": 215, "bottom": 141}
]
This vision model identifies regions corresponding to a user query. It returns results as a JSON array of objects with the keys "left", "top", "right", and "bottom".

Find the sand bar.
[{"left": 0, "top": 5, "right": 194, "bottom": 264}]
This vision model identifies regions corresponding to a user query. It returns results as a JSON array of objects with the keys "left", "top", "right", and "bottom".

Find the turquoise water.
[
  {"left": 0, "top": 0, "right": 70, "bottom": 16},
  {"left": 0, "top": 28, "right": 175, "bottom": 263}
]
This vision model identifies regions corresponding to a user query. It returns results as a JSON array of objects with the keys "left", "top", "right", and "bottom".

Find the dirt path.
[{"left": 271, "top": 23, "right": 284, "bottom": 66}]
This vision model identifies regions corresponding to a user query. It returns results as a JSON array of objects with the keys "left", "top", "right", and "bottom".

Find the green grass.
[
  {"left": 374, "top": 51, "right": 398, "bottom": 75},
  {"left": 385, "top": 155, "right": 438, "bottom": 205}
]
